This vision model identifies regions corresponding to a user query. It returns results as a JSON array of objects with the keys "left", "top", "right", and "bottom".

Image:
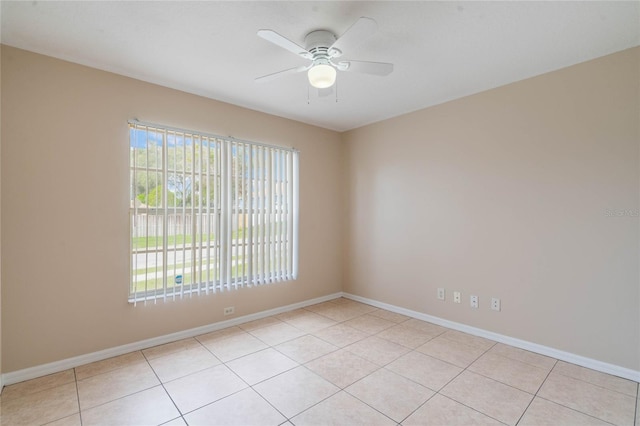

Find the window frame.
[{"left": 129, "top": 120, "right": 299, "bottom": 304}]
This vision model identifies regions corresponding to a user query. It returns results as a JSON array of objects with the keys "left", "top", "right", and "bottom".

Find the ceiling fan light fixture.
[{"left": 307, "top": 64, "right": 336, "bottom": 89}]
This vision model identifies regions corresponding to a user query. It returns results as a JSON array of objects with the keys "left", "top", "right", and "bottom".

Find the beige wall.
[
  {"left": 343, "top": 47, "right": 640, "bottom": 370},
  {"left": 1, "top": 44, "right": 638, "bottom": 375},
  {"left": 0, "top": 46, "right": 344, "bottom": 372}
]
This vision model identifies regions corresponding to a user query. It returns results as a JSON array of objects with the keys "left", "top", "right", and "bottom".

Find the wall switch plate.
[
  {"left": 224, "top": 306, "right": 235, "bottom": 316},
  {"left": 437, "top": 288, "right": 445, "bottom": 301},
  {"left": 470, "top": 295, "right": 479, "bottom": 308},
  {"left": 453, "top": 291, "right": 461, "bottom": 303},
  {"left": 491, "top": 298, "right": 501, "bottom": 311}
]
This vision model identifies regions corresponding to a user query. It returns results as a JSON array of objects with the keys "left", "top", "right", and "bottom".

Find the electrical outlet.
[
  {"left": 224, "top": 306, "right": 235, "bottom": 316},
  {"left": 437, "top": 288, "right": 445, "bottom": 301},
  {"left": 491, "top": 298, "right": 501, "bottom": 311},
  {"left": 453, "top": 291, "right": 461, "bottom": 304},
  {"left": 470, "top": 295, "right": 479, "bottom": 309}
]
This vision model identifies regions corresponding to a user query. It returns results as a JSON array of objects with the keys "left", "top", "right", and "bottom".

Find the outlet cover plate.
[
  {"left": 453, "top": 291, "right": 461, "bottom": 303},
  {"left": 491, "top": 298, "right": 501, "bottom": 311},
  {"left": 437, "top": 288, "right": 445, "bottom": 301},
  {"left": 470, "top": 295, "right": 479, "bottom": 308}
]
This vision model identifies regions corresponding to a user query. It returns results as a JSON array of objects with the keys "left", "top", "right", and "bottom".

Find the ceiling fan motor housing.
[{"left": 305, "top": 30, "right": 340, "bottom": 65}]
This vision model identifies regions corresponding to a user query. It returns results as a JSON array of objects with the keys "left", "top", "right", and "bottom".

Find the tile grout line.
[
  {"left": 299, "top": 306, "right": 504, "bottom": 424},
  {"left": 409, "top": 392, "right": 510, "bottom": 426},
  {"left": 429, "top": 338, "right": 632, "bottom": 426},
  {"left": 338, "top": 348, "right": 429, "bottom": 425},
  {"left": 208, "top": 328, "right": 299, "bottom": 424},
  {"left": 550, "top": 368, "right": 639, "bottom": 398},
  {"left": 242, "top": 317, "right": 352, "bottom": 424},
  {"left": 532, "top": 395, "right": 619, "bottom": 426},
  {"left": 311, "top": 323, "right": 372, "bottom": 348},
  {"left": 291, "top": 308, "right": 498, "bottom": 424},
  {"left": 374, "top": 327, "right": 459, "bottom": 425},
  {"left": 513, "top": 358, "right": 558, "bottom": 425},
  {"left": 73, "top": 353, "right": 160, "bottom": 406},
  {"left": 76, "top": 380, "right": 171, "bottom": 418},
  {"left": 396, "top": 392, "right": 440, "bottom": 426},
  {"left": 74, "top": 368, "right": 84, "bottom": 426},
  {"left": 635, "top": 383, "right": 639, "bottom": 426},
  {"left": 139, "top": 350, "right": 187, "bottom": 425},
  {"left": 307, "top": 308, "right": 485, "bottom": 425},
  {"left": 172, "top": 330, "right": 279, "bottom": 420},
  {"left": 74, "top": 353, "right": 149, "bottom": 382},
  {"left": 273, "top": 338, "right": 342, "bottom": 366},
  {"left": 340, "top": 385, "right": 408, "bottom": 425},
  {"left": 424, "top": 340, "right": 515, "bottom": 425},
  {"left": 523, "top": 357, "right": 639, "bottom": 424},
  {"left": 462, "top": 368, "right": 543, "bottom": 396},
  {"left": 250, "top": 384, "right": 292, "bottom": 424},
  {"left": 279, "top": 380, "right": 342, "bottom": 424},
  {"left": 482, "top": 348, "right": 556, "bottom": 372},
  {"left": 261, "top": 305, "right": 407, "bottom": 424}
]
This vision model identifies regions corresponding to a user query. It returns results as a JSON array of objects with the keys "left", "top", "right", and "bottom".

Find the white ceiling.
[{"left": 2, "top": 1, "right": 639, "bottom": 132}]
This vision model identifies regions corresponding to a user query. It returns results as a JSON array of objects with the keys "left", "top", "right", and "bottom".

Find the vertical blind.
[{"left": 129, "top": 121, "right": 299, "bottom": 304}]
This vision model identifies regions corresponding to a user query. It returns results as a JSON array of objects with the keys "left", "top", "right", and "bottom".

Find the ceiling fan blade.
[
  {"left": 338, "top": 60, "right": 393, "bottom": 76},
  {"left": 329, "top": 17, "right": 377, "bottom": 57},
  {"left": 255, "top": 65, "right": 310, "bottom": 83},
  {"left": 257, "top": 29, "right": 313, "bottom": 59}
]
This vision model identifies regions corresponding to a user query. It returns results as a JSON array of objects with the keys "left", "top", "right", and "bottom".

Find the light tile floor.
[{"left": 1, "top": 297, "right": 638, "bottom": 425}]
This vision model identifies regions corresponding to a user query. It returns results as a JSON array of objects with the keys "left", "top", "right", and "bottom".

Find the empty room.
[{"left": 0, "top": 1, "right": 638, "bottom": 425}]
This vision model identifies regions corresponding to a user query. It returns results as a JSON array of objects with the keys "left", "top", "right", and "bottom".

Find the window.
[{"left": 129, "top": 121, "right": 299, "bottom": 304}]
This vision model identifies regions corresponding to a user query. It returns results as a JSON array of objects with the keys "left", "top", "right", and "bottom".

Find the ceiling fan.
[{"left": 255, "top": 17, "right": 394, "bottom": 89}]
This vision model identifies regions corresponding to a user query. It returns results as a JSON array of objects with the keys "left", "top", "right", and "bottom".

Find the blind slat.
[{"left": 247, "top": 147, "right": 254, "bottom": 287}]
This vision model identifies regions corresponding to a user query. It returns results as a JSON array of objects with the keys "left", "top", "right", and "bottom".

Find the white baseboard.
[
  {"left": 343, "top": 293, "right": 640, "bottom": 383},
  {"left": 4, "top": 291, "right": 638, "bottom": 387},
  {"left": 1, "top": 292, "right": 343, "bottom": 387}
]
